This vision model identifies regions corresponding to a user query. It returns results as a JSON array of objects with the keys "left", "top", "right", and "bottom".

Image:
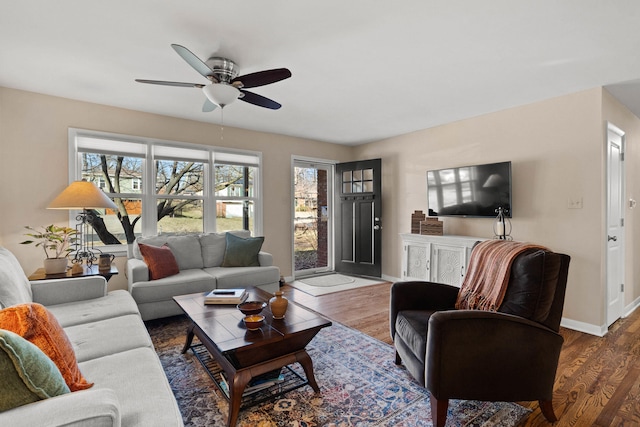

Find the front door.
[{"left": 335, "top": 159, "right": 382, "bottom": 277}]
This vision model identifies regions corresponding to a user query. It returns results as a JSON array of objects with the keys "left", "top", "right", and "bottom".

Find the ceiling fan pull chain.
[{"left": 220, "top": 107, "right": 224, "bottom": 141}]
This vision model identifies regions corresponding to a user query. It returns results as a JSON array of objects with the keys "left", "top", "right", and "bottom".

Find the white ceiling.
[{"left": 2, "top": 1, "right": 640, "bottom": 146}]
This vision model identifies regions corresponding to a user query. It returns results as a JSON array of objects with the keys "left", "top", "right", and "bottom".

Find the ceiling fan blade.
[
  {"left": 239, "top": 90, "right": 282, "bottom": 110},
  {"left": 202, "top": 98, "right": 217, "bottom": 112},
  {"left": 135, "top": 79, "right": 204, "bottom": 88},
  {"left": 171, "top": 44, "right": 218, "bottom": 81},
  {"left": 232, "top": 68, "right": 291, "bottom": 89}
]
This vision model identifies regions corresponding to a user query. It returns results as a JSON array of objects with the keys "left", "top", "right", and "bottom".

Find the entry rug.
[
  {"left": 292, "top": 273, "right": 386, "bottom": 296},
  {"left": 147, "top": 316, "right": 531, "bottom": 426}
]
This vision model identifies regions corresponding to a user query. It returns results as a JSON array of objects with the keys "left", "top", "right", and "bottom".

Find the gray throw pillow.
[{"left": 221, "top": 233, "right": 264, "bottom": 267}]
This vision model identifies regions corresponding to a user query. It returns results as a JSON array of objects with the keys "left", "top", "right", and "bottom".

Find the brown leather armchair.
[{"left": 390, "top": 248, "right": 570, "bottom": 427}]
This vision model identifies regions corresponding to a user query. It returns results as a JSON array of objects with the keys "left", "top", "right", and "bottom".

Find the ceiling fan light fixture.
[{"left": 203, "top": 84, "right": 240, "bottom": 108}]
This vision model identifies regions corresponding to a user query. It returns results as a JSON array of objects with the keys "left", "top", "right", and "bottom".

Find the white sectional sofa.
[
  {"left": 0, "top": 247, "right": 183, "bottom": 427},
  {"left": 127, "top": 231, "right": 280, "bottom": 321}
]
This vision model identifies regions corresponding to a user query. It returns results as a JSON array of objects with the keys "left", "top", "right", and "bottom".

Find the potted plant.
[{"left": 20, "top": 225, "right": 79, "bottom": 274}]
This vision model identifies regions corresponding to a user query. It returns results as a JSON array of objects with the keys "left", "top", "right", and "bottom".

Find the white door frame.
[
  {"left": 291, "top": 156, "right": 336, "bottom": 279},
  {"left": 606, "top": 121, "right": 625, "bottom": 327}
]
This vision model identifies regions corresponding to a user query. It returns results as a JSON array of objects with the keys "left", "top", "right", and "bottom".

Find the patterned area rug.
[{"left": 146, "top": 316, "right": 531, "bottom": 426}]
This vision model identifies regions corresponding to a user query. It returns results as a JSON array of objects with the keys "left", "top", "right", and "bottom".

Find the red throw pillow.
[
  {"left": 0, "top": 303, "right": 93, "bottom": 391},
  {"left": 138, "top": 243, "right": 180, "bottom": 280}
]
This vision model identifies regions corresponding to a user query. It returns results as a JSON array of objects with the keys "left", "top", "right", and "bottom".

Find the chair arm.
[
  {"left": 426, "top": 310, "right": 563, "bottom": 402},
  {"left": 258, "top": 251, "right": 273, "bottom": 267},
  {"left": 0, "top": 388, "right": 121, "bottom": 427},
  {"left": 30, "top": 276, "right": 107, "bottom": 306},
  {"left": 126, "top": 258, "right": 149, "bottom": 287},
  {"left": 390, "top": 281, "right": 459, "bottom": 338}
]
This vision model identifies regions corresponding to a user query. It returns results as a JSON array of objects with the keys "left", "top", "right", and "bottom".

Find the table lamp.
[{"left": 47, "top": 180, "right": 118, "bottom": 268}]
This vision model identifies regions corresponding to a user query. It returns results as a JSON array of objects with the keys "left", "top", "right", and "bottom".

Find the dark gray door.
[{"left": 335, "top": 159, "right": 382, "bottom": 277}]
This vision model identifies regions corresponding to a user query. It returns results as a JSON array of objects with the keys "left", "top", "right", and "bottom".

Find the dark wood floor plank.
[{"left": 281, "top": 280, "right": 640, "bottom": 426}]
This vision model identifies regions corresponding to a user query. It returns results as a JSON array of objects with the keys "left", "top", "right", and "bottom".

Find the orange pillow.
[
  {"left": 0, "top": 303, "right": 93, "bottom": 391},
  {"left": 138, "top": 243, "right": 180, "bottom": 280}
]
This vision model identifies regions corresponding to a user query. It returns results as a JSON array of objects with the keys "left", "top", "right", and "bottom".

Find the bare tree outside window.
[{"left": 81, "top": 153, "right": 254, "bottom": 244}]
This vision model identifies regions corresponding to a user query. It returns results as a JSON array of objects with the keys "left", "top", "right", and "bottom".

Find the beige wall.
[
  {"left": 354, "top": 87, "right": 638, "bottom": 331},
  {"left": 2, "top": 85, "right": 639, "bottom": 333},
  {"left": 0, "top": 87, "right": 352, "bottom": 291}
]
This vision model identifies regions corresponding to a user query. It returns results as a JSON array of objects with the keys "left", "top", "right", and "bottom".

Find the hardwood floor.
[{"left": 281, "top": 282, "right": 640, "bottom": 426}]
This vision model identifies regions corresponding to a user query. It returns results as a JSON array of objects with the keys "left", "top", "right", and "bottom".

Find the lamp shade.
[
  {"left": 202, "top": 83, "right": 240, "bottom": 108},
  {"left": 47, "top": 181, "right": 118, "bottom": 210}
]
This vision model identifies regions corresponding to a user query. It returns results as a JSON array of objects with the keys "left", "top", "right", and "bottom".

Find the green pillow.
[
  {"left": 0, "top": 329, "right": 70, "bottom": 411},
  {"left": 221, "top": 233, "right": 264, "bottom": 267}
]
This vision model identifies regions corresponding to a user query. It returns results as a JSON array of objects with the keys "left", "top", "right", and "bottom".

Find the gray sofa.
[
  {"left": 0, "top": 247, "right": 183, "bottom": 427},
  {"left": 127, "top": 231, "right": 280, "bottom": 321}
]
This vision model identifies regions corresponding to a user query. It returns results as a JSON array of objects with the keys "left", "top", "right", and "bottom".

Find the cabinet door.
[
  {"left": 403, "top": 242, "right": 431, "bottom": 280},
  {"left": 431, "top": 244, "right": 466, "bottom": 287}
]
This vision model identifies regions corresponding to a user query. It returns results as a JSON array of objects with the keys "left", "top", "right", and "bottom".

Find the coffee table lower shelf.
[{"left": 191, "top": 344, "right": 309, "bottom": 409}]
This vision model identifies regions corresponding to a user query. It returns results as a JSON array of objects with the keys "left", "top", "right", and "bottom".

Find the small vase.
[
  {"left": 269, "top": 291, "right": 288, "bottom": 319},
  {"left": 44, "top": 258, "right": 68, "bottom": 275}
]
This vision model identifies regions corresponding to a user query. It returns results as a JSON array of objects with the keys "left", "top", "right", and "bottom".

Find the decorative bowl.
[
  {"left": 237, "top": 301, "right": 267, "bottom": 315},
  {"left": 243, "top": 314, "right": 265, "bottom": 330}
]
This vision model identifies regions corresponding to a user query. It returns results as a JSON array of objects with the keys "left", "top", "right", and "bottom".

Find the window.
[{"left": 70, "top": 129, "right": 262, "bottom": 251}]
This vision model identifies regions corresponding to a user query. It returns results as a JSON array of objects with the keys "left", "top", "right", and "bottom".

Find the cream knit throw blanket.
[{"left": 455, "top": 240, "right": 548, "bottom": 311}]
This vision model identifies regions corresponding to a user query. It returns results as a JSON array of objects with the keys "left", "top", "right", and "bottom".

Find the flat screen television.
[{"left": 427, "top": 161, "right": 512, "bottom": 218}]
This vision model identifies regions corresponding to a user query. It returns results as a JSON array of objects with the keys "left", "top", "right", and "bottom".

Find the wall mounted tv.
[{"left": 427, "top": 161, "right": 512, "bottom": 218}]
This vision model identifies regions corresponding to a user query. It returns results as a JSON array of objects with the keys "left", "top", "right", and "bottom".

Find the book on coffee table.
[{"left": 204, "top": 288, "right": 248, "bottom": 305}]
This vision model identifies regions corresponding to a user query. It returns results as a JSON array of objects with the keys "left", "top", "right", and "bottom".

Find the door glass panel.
[
  {"left": 294, "top": 164, "right": 331, "bottom": 274},
  {"left": 363, "top": 169, "right": 373, "bottom": 180}
]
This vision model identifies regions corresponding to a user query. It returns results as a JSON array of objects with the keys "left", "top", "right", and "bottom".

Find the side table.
[{"left": 28, "top": 264, "right": 119, "bottom": 282}]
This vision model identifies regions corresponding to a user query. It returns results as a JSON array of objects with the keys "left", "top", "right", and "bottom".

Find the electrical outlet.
[{"left": 568, "top": 197, "right": 583, "bottom": 209}]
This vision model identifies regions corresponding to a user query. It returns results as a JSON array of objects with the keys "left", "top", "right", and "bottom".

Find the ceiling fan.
[{"left": 136, "top": 44, "right": 291, "bottom": 111}]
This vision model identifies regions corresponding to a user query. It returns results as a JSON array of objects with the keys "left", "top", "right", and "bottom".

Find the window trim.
[{"left": 68, "top": 128, "right": 263, "bottom": 252}]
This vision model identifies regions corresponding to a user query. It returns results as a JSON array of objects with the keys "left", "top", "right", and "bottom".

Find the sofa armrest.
[
  {"left": 127, "top": 258, "right": 149, "bottom": 287},
  {"left": 426, "top": 310, "right": 563, "bottom": 401},
  {"left": 0, "top": 388, "right": 121, "bottom": 427},
  {"left": 390, "top": 281, "right": 459, "bottom": 338},
  {"left": 258, "top": 251, "right": 273, "bottom": 267},
  {"left": 30, "top": 276, "right": 107, "bottom": 306}
]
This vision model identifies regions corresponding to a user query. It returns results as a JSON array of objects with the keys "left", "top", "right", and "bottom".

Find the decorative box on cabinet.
[{"left": 400, "top": 234, "right": 484, "bottom": 287}]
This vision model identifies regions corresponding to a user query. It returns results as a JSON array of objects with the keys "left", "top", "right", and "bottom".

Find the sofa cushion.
[
  {"left": 78, "top": 347, "right": 183, "bottom": 426},
  {"left": 200, "top": 231, "right": 251, "bottom": 268},
  {"left": 221, "top": 233, "right": 264, "bottom": 267},
  {"left": 0, "top": 246, "right": 33, "bottom": 309},
  {"left": 46, "top": 290, "right": 140, "bottom": 328},
  {"left": 64, "top": 314, "right": 153, "bottom": 363},
  {"left": 199, "top": 233, "right": 227, "bottom": 268},
  {"left": 166, "top": 235, "right": 204, "bottom": 270},
  {"left": 498, "top": 249, "right": 563, "bottom": 323},
  {"left": 0, "top": 329, "right": 70, "bottom": 411},
  {"left": 0, "top": 303, "right": 93, "bottom": 391},
  {"left": 130, "top": 269, "right": 215, "bottom": 304},
  {"left": 138, "top": 243, "right": 180, "bottom": 280},
  {"left": 135, "top": 235, "right": 204, "bottom": 270},
  {"left": 206, "top": 265, "right": 280, "bottom": 289}
]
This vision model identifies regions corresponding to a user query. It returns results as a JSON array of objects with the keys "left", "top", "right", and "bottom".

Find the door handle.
[
  {"left": 608, "top": 235, "right": 617, "bottom": 241},
  {"left": 373, "top": 225, "right": 382, "bottom": 230}
]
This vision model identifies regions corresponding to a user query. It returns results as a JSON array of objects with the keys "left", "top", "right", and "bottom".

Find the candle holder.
[{"left": 493, "top": 207, "right": 512, "bottom": 240}]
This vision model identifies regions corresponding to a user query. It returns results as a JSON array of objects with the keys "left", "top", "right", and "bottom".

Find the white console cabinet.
[{"left": 400, "top": 234, "right": 485, "bottom": 287}]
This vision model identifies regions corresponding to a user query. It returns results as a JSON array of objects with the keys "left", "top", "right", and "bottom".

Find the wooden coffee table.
[{"left": 173, "top": 287, "right": 332, "bottom": 427}]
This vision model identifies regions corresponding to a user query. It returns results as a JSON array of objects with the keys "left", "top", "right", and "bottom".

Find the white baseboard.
[
  {"left": 624, "top": 296, "right": 640, "bottom": 318},
  {"left": 560, "top": 317, "right": 607, "bottom": 337}
]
